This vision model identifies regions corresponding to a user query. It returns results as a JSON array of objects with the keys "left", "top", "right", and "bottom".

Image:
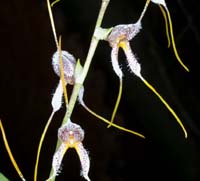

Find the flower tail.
[
  {"left": 0, "top": 119, "right": 26, "bottom": 181},
  {"left": 140, "top": 77, "right": 188, "bottom": 138},
  {"left": 34, "top": 111, "right": 55, "bottom": 181},
  {"left": 163, "top": 5, "right": 189, "bottom": 72},
  {"left": 159, "top": 5, "right": 171, "bottom": 48}
]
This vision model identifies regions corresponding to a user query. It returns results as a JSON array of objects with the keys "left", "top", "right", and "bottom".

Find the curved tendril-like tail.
[
  {"left": 159, "top": 5, "right": 171, "bottom": 48},
  {"left": 0, "top": 119, "right": 26, "bottom": 181},
  {"left": 164, "top": 5, "right": 189, "bottom": 72},
  {"left": 58, "top": 36, "right": 68, "bottom": 106},
  {"left": 47, "top": 0, "right": 59, "bottom": 49},
  {"left": 34, "top": 111, "right": 55, "bottom": 181},
  {"left": 107, "top": 77, "right": 123, "bottom": 128},
  {"left": 81, "top": 102, "right": 145, "bottom": 139},
  {"left": 139, "top": 76, "right": 188, "bottom": 138}
]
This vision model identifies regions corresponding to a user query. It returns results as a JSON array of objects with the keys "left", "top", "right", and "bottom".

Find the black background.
[{"left": 0, "top": 0, "right": 200, "bottom": 180}]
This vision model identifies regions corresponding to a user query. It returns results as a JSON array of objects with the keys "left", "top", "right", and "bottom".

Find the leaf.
[{"left": 0, "top": 173, "right": 10, "bottom": 181}]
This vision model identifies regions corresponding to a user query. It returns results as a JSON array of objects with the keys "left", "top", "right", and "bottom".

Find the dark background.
[{"left": 0, "top": 0, "right": 200, "bottom": 180}]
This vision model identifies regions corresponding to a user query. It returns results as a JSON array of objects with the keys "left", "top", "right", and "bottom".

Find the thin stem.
[
  {"left": 137, "top": 0, "right": 151, "bottom": 23},
  {"left": 77, "top": 0, "right": 110, "bottom": 83},
  {"left": 62, "top": 83, "right": 82, "bottom": 124},
  {"left": 63, "top": 0, "right": 110, "bottom": 123}
]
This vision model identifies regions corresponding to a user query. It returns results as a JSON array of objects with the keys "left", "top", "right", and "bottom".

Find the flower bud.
[{"left": 52, "top": 50, "right": 76, "bottom": 85}]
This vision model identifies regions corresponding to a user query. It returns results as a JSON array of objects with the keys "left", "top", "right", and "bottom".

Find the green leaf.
[{"left": 0, "top": 173, "right": 10, "bottom": 181}]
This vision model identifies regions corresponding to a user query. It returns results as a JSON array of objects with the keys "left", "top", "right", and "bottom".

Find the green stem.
[
  {"left": 62, "top": 83, "right": 82, "bottom": 124},
  {"left": 49, "top": 0, "right": 110, "bottom": 180},
  {"left": 77, "top": 0, "right": 110, "bottom": 83}
]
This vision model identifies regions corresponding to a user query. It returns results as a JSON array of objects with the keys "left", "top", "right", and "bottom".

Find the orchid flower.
[
  {"left": 106, "top": 21, "right": 187, "bottom": 138},
  {"left": 46, "top": 119, "right": 90, "bottom": 181}
]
